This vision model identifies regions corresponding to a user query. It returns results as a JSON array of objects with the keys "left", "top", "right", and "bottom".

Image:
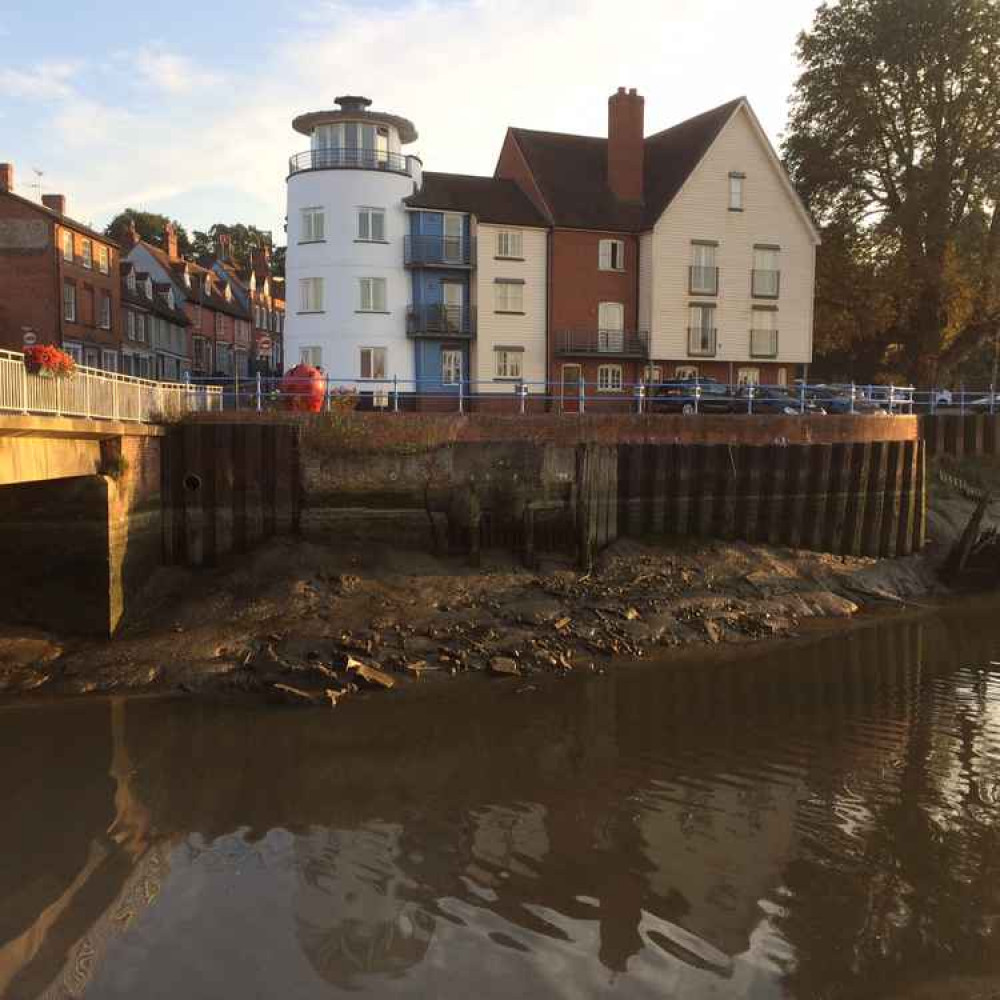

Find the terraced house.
[
  {"left": 0, "top": 164, "right": 122, "bottom": 368},
  {"left": 283, "top": 90, "right": 817, "bottom": 405},
  {"left": 125, "top": 223, "right": 253, "bottom": 379}
]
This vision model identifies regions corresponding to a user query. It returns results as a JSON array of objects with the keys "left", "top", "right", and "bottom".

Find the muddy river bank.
[{"left": 0, "top": 532, "right": 942, "bottom": 705}]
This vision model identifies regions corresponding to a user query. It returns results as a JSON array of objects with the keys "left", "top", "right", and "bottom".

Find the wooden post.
[
  {"left": 740, "top": 446, "right": 763, "bottom": 543},
  {"left": 826, "top": 442, "right": 851, "bottom": 554},
  {"left": 808, "top": 444, "right": 833, "bottom": 553},
  {"left": 784, "top": 445, "right": 810, "bottom": 549},
  {"left": 879, "top": 440, "right": 904, "bottom": 557},
  {"left": 844, "top": 442, "right": 872, "bottom": 557},
  {"left": 766, "top": 446, "right": 788, "bottom": 546},
  {"left": 896, "top": 440, "right": 917, "bottom": 556},
  {"left": 861, "top": 441, "right": 889, "bottom": 557}
]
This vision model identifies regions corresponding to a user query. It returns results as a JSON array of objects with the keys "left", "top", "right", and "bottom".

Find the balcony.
[
  {"left": 752, "top": 269, "right": 781, "bottom": 298},
  {"left": 288, "top": 147, "right": 411, "bottom": 177},
  {"left": 689, "top": 265, "right": 719, "bottom": 296},
  {"left": 554, "top": 330, "right": 650, "bottom": 357},
  {"left": 404, "top": 235, "right": 474, "bottom": 268},
  {"left": 750, "top": 328, "right": 779, "bottom": 358},
  {"left": 687, "top": 326, "right": 718, "bottom": 357},
  {"left": 406, "top": 304, "right": 476, "bottom": 338}
]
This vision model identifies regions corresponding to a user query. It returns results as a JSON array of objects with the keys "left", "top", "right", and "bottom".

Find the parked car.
[
  {"left": 651, "top": 379, "right": 736, "bottom": 415},
  {"left": 806, "top": 386, "right": 885, "bottom": 414},
  {"left": 735, "top": 386, "right": 826, "bottom": 415}
]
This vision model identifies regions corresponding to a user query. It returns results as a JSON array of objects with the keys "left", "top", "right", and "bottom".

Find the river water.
[{"left": 4, "top": 601, "right": 1000, "bottom": 999}]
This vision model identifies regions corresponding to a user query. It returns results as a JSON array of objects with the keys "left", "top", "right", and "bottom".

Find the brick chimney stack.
[
  {"left": 124, "top": 219, "right": 140, "bottom": 248},
  {"left": 217, "top": 232, "right": 233, "bottom": 263},
  {"left": 0, "top": 163, "right": 13, "bottom": 193},
  {"left": 41, "top": 194, "right": 66, "bottom": 215},
  {"left": 607, "top": 87, "right": 645, "bottom": 203},
  {"left": 164, "top": 222, "right": 179, "bottom": 260}
]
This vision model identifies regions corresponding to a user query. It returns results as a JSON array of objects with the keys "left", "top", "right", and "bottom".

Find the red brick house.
[
  {"left": 126, "top": 224, "right": 252, "bottom": 379},
  {"left": 0, "top": 162, "right": 122, "bottom": 369}
]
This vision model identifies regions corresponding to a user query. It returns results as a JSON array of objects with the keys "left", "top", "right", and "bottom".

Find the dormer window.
[
  {"left": 126, "top": 271, "right": 136, "bottom": 292},
  {"left": 250, "top": 273, "right": 257, "bottom": 291},
  {"left": 183, "top": 271, "right": 191, "bottom": 289},
  {"left": 166, "top": 288, "right": 175, "bottom": 309},
  {"left": 224, "top": 284, "right": 232, "bottom": 302},
  {"left": 144, "top": 278, "right": 152, "bottom": 299}
]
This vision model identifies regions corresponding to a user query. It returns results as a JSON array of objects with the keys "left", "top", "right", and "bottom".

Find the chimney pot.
[
  {"left": 608, "top": 87, "right": 645, "bottom": 203},
  {"left": 41, "top": 194, "right": 66, "bottom": 215},
  {"left": 0, "top": 163, "right": 13, "bottom": 193},
  {"left": 164, "top": 222, "right": 179, "bottom": 260}
]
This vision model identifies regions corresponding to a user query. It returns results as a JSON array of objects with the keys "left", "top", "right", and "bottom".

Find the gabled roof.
[
  {"left": 0, "top": 189, "right": 118, "bottom": 247},
  {"left": 136, "top": 239, "right": 251, "bottom": 319},
  {"left": 503, "top": 98, "right": 745, "bottom": 232},
  {"left": 405, "top": 172, "right": 548, "bottom": 227}
]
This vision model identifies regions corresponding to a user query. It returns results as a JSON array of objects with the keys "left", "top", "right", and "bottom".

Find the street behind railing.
[
  {"left": 0, "top": 349, "right": 222, "bottom": 423},
  {"left": 185, "top": 372, "right": 948, "bottom": 416}
]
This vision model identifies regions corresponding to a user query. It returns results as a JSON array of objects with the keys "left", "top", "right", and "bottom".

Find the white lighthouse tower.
[{"left": 284, "top": 95, "right": 421, "bottom": 385}]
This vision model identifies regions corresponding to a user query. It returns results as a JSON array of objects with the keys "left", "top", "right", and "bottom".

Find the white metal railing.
[{"left": 0, "top": 348, "right": 222, "bottom": 423}]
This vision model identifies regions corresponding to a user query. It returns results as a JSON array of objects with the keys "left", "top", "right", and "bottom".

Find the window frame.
[
  {"left": 597, "top": 363, "right": 623, "bottom": 392},
  {"left": 728, "top": 172, "right": 745, "bottom": 211},
  {"left": 441, "top": 348, "right": 463, "bottom": 386},
  {"left": 357, "top": 206, "right": 386, "bottom": 243},
  {"left": 101, "top": 349, "right": 118, "bottom": 373},
  {"left": 689, "top": 241, "right": 719, "bottom": 295},
  {"left": 359, "top": 346, "right": 387, "bottom": 380},
  {"left": 494, "top": 347, "right": 523, "bottom": 380},
  {"left": 61, "top": 230, "right": 73, "bottom": 262},
  {"left": 300, "top": 206, "right": 325, "bottom": 243},
  {"left": 687, "top": 303, "right": 718, "bottom": 357},
  {"left": 358, "top": 277, "right": 387, "bottom": 313},
  {"left": 62, "top": 280, "right": 76, "bottom": 322},
  {"left": 598, "top": 238, "right": 625, "bottom": 272},
  {"left": 752, "top": 245, "right": 781, "bottom": 299},
  {"left": 99, "top": 291, "right": 111, "bottom": 330},
  {"left": 299, "top": 277, "right": 324, "bottom": 313},
  {"left": 81, "top": 239, "right": 93, "bottom": 269},
  {"left": 494, "top": 279, "right": 524, "bottom": 314},
  {"left": 496, "top": 229, "right": 524, "bottom": 260},
  {"left": 98, "top": 245, "right": 110, "bottom": 274}
]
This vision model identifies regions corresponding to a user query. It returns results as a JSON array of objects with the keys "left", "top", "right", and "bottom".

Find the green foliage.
[
  {"left": 189, "top": 223, "right": 273, "bottom": 270},
  {"left": 104, "top": 209, "right": 191, "bottom": 256},
  {"left": 785, "top": 0, "right": 1000, "bottom": 382}
]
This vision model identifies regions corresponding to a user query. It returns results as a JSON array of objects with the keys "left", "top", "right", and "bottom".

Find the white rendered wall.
[
  {"left": 285, "top": 166, "right": 417, "bottom": 384},
  {"left": 473, "top": 224, "right": 548, "bottom": 393}
]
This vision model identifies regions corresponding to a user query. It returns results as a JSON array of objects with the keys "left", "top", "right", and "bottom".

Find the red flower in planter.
[{"left": 24, "top": 344, "right": 76, "bottom": 378}]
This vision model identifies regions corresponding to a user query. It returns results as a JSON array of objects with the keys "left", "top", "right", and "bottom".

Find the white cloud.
[
  {"left": 132, "top": 47, "right": 222, "bottom": 95},
  {"left": 2, "top": 0, "right": 822, "bottom": 236},
  {"left": 0, "top": 61, "right": 78, "bottom": 100}
]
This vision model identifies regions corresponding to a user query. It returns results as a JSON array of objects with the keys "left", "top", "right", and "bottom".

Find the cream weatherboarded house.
[
  {"left": 473, "top": 222, "right": 548, "bottom": 394},
  {"left": 642, "top": 100, "right": 820, "bottom": 387}
]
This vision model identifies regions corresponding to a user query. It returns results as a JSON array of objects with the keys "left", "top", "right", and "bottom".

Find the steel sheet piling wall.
[{"left": 605, "top": 439, "right": 924, "bottom": 559}]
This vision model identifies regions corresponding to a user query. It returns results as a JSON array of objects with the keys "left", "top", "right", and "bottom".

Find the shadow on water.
[{"left": 4, "top": 600, "right": 1000, "bottom": 998}]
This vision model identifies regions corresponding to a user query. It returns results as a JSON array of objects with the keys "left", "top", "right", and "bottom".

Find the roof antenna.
[{"left": 29, "top": 167, "right": 44, "bottom": 198}]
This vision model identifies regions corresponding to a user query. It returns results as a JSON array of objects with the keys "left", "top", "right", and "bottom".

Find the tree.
[
  {"left": 784, "top": 0, "right": 1000, "bottom": 383},
  {"left": 189, "top": 223, "right": 274, "bottom": 271},
  {"left": 104, "top": 209, "right": 191, "bottom": 257}
]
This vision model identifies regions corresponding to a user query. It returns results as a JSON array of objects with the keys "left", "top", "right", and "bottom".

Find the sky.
[{"left": 0, "top": 0, "right": 824, "bottom": 244}]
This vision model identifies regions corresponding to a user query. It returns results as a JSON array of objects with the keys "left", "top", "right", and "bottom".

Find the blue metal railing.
[{"left": 403, "top": 235, "right": 474, "bottom": 267}]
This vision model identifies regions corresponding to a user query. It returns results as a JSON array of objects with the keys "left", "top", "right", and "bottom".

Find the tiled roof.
[
  {"left": 405, "top": 172, "right": 548, "bottom": 227},
  {"left": 139, "top": 239, "right": 250, "bottom": 319},
  {"left": 119, "top": 264, "right": 190, "bottom": 325},
  {"left": 505, "top": 98, "right": 743, "bottom": 231}
]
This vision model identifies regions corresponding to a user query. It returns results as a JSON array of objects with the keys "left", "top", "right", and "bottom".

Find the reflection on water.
[{"left": 5, "top": 601, "right": 1000, "bottom": 998}]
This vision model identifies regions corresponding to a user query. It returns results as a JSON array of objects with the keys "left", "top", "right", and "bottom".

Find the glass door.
[{"left": 442, "top": 283, "right": 463, "bottom": 334}]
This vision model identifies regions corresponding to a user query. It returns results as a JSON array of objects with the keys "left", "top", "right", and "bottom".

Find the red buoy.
[{"left": 280, "top": 364, "right": 326, "bottom": 412}]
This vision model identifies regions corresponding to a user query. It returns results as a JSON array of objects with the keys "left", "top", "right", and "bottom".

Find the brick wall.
[{"left": 0, "top": 197, "right": 57, "bottom": 350}]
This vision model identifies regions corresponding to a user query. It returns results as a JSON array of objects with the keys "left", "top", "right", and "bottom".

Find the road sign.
[
  {"left": 257, "top": 335, "right": 272, "bottom": 355},
  {"left": 22, "top": 330, "right": 37, "bottom": 346}
]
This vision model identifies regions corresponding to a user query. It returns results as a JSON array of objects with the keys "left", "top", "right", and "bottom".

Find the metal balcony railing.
[
  {"left": 687, "top": 327, "right": 718, "bottom": 357},
  {"left": 689, "top": 265, "right": 719, "bottom": 295},
  {"left": 406, "top": 304, "right": 476, "bottom": 337},
  {"left": 288, "top": 147, "right": 410, "bottom": 176},
  {"left": 752, "top": 269, "right": 781, "bottom": 298},
  {"left": 554, "top": 330, "right": 650, "bottom": 357},
  {"left": 750, "top": 328, "right": 779, "bottom": 358},
  {"left": 403, "top": 235, "right": 474, "bottom": 267}
]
